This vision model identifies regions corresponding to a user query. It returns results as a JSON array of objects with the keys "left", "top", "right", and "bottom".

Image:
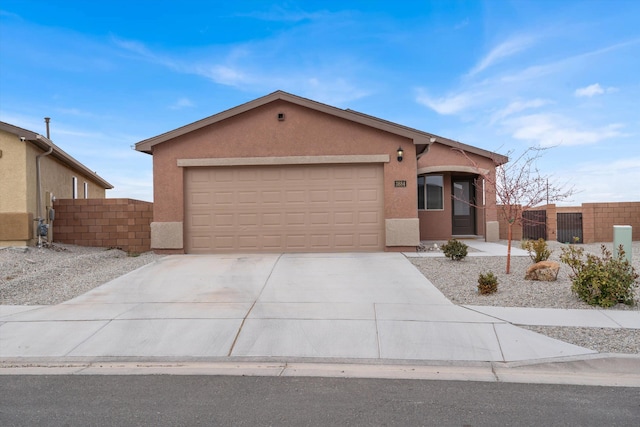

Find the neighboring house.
[
  {"left": 0, "top": 121, "right": 113, "bottom": 247},
  {"left": 135, "top": 91, "right": 507, "bottom": 254}
]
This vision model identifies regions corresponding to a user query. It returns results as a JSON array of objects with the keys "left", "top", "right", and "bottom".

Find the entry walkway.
[{"left": 406, "top": 239, "right": 530, "bottom": 258}]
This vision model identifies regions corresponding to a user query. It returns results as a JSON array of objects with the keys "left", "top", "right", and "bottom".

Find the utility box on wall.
[{"left": 613, "top": 225, "right": 632, "bottom": 263}]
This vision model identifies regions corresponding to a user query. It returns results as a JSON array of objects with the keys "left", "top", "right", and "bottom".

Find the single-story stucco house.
[
  {"left": 0, "top": 121, "right": 113, "bottom": 247},
  {"left": 135, "top": 91, "right": 507, "bottom": 254}
]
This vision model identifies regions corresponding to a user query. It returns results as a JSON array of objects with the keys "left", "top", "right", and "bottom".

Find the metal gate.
[
  {"left": 522, "top": 210, "right": 547, "bottom": 240},
  {"left": 557, "top": 213, "right": 583, "bottom": 243}
]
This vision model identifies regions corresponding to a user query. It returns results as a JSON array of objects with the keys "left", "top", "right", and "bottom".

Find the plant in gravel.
[
  {"left": 560, "top": 244, "right": 639, "bottom": 307},
  {"left": 522, "top": 238, "right": 552, "bottom": 263},
  {"left": 477, "top": 272, "right": 498, "bottom": 295},
  {"left": 441, "top": 239, "right": 468, "bottom": 261}
]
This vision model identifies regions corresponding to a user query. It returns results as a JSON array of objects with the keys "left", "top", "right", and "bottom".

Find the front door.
[{"left": 452, "top": 177, "right": 476, "bottom": 235}]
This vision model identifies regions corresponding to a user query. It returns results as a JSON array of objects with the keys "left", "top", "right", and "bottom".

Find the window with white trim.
[
  {"left": 83, "top": 182, "right": 88, "bottom": 198},
  {"left": 417, "top": 175, "right": 444, "bottom": 210},
  {"left": 72, "top": 176, "right": 78, "bottom": 199}
]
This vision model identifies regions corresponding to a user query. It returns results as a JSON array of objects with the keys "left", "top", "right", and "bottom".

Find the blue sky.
[{"left": 1, "top": 1, "right": 639, "bottom": 204}]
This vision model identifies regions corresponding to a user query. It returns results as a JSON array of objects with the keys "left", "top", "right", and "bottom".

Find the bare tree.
[{"left": 457, "top": 146, "right": 575, "bottom": 274}]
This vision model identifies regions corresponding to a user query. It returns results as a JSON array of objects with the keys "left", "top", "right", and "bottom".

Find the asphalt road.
[{"left": 1, "top": 375, "right": 639, "bottom": 426}]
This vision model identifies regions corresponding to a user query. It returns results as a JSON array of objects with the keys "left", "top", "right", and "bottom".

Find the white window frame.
[
  {"left": 418, "top": 174, "right": 444, "bottom": 211},
  {"left": 83, "top": 182, "right": 88, "bottom": 199},
  {"left": 72, "top": 176, "right": 78, "bottom": 199}
]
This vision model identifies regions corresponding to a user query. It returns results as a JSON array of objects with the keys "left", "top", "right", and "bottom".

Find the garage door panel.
[
  {"left": 263, "top": 235, "right": 283, "bottom": 249},
  {"left": 238, "top": 191, "right": 258, "bottom": 204},
  {"left": 262, "top": 191, "right": 282, "bottom": 203},
  {"left": 309, "top": 168, "right": 330, "bottom": 180},
  {"left": 213, "top": 170, "right": 234, "bottom": 182},
  {"left": 285, "top": 190, "right": 306, "bottom": 203},
  {"left": 358, "top": 189, "right": 379, "bottom": 202},
  {"left": 212, "top": 192, "right": 233, "bottom": 205},
  {"left": 334, "top": 234, "right": 355, "bottom": 247},
  {"left": 310, "top": 190, "right": 329, "bottom": 202},
  {"left": 214, "top": 213, "right": 234, "bottom": 227},
  {"left": 359, "top": 211, "right": 380, "bottom": 224},
  {"left": 334, "top": 212, "right": 354, "bottom": 225},
  {"left": 185, "top": 164, "right": 384, "bottom": 253},
  {"left": 285, "top": 213, "right": 306, "bottom": 225},
  {"left": 286, "top": 235, "right": 307, "bottom": 248}
]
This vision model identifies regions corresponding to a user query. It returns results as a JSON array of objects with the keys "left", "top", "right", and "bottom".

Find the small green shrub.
[
  {"left": 478, "top": 272, "right": 498, "bottom": 295},
  {"left": 522, "top": 238, "right": 552, "bottom": 263},
  {"left": 441, "top": 239, "right": 468, "bottom": 261},
  {"left": 560, "top": 244, "right": 639, "bottom": 307}
]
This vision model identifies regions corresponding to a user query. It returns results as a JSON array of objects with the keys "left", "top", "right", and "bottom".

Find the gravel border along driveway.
[
  {"left": 410, "top": 240, "right": 639, "bottom": 354},
  {"left": 1, "top": 241, "right": 638, "bottom": 354}
]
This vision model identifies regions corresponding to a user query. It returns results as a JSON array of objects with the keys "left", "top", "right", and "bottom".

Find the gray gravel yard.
[
  {"left": 410, "top": 240, "right": 639, "bottom": 354},
  {"left": 409, "top": 241, "right": 640, "bottom": 311},
  {"left": 0, "top": 244, "right": 164, "bottom": 305}
]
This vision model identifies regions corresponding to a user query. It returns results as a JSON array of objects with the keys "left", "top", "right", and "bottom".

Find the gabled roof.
[
  {"left": 134, "top": 90, "right": 507, "bottom": 164},
  {"left": 0, "top": 121, "right": 113, "bottom": 189}
]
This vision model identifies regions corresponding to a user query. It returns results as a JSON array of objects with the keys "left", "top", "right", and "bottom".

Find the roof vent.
[{"left": 277, "top": 113, "right": 285, "bottom": 121}]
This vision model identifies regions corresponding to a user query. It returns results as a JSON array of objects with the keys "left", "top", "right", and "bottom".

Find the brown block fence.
[
  {"left": 53, "top": 198, "right": 153, "bottom": 253},
  {"left": 498, "top": 202, "right": 640, "bottom": 243}
]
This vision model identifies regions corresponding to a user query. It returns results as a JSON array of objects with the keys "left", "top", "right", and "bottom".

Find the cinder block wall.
[
  {"left": 498, "top": 202, "right": 640, "bottom": 243},
  {"left": 582, "top": 202, "right": 640, "bottom": 243},
  {"left": 497, "top": 205, "right": 523, "bottom": 241},
  {"left": 53, "top": 199, "right": 153, "bottom": 253}
]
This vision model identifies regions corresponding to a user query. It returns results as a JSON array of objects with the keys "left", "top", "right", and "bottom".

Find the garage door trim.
[{"left": 178, "top": 154, "right": 390, "bottom": 168}]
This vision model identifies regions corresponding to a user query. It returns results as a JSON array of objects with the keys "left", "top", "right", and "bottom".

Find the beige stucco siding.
[
  {"left": 24, "top": 143, "right": 106, "bottom": 218},
  {"left": 152, "top": 100, "right": 418, "bottom": 229},
  {"left": 0, "top": 130, "right": 28, "bottom": 213},
  {"left": 1, "top": 130, "right": 107, "bottom": 245}
]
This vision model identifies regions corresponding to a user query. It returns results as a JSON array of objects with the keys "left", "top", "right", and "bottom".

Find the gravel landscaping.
[
  {"left": 0, "top": 244, "right": 164, "bottom": 305},
  {"left": 410, "top": 240, "right": 639, "bottom": 354},
  {"left": 1, "top": 240, "right": 638, "bottom": 354},
  {"left": 410, "top": 240, "right": 640, "bottom": 311}
]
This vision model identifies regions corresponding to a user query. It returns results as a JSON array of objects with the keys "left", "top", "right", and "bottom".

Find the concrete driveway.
[{"left": 0, "top": 253, "right": 594, "bottom": 362}]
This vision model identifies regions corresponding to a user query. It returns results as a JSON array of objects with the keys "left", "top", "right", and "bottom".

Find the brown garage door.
[{"left": 184, "top": 164, "right": 385, "bottom": 253}]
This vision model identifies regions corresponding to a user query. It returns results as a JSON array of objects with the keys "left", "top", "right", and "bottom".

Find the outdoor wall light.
[{"left": 397, "top": 146, "right": 404, "bottom": 162}]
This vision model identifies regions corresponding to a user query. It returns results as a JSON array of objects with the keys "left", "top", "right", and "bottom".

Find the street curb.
[{"left": 2, "top": 354, "right": 639, "bottom": 387}]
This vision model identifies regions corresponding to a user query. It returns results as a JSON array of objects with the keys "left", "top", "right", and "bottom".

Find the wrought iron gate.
[
  {"left": 557, "top": 213, "right": 583, "bottom": 243},
  {"left": 522, "top": 210, "right": 547, "bottom": 240}
]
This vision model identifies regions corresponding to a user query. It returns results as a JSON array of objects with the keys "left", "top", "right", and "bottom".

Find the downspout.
[{"left": 35, "top": 133, "right": 53, "bottom": 246}]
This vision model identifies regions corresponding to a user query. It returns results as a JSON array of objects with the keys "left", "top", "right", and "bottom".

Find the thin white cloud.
[
  {"left": 490, "top": 98, "right": 552, "bottom": 124},
  {"left": 575, "top": 83, "right": 604, "bottom": 97},
  {"left": 303, "top": 77, "right": 371, "bottom": 105},
  {"left": 468, "top": 35, "right": 536, "bottom": 77},
  {"left": 505, "top": 113, "right": 626, "bottom": 147},
  {"left": 111, "top": 35, "right": 371, "bottom": 105},
  {"left": 415, "top": 90, "right": 477, "bottom": 115},
  {"left": 169, "top": 98, "right": 195, "bottom": 110},
  {"left": 502, "top": 38, "right": 640, "bottom": 84},
  {"left": 192, "top": 64, "right": 252, "bottom": 87},
  {"left": 454, "top": 18, "right": 469, "bottom": 30},
  {"left": 555, "top": 157, "right": 640, "bottom": 203},
  {"left": 574, "top": 83, "right": 619, "bottom": 97},
  {"left": 238, "top": 6, "right": 335, "bottom": 22}
]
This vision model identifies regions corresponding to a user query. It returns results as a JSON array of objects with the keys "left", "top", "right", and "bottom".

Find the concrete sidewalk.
[
  {"left": 406, "top": 239, "right": 530, "bottom": 258},
  {"left": 1, "top": 250, "right": 638, "bottom": 386}
]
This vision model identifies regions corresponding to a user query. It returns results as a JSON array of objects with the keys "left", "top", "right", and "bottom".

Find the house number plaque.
[{"left": 394, "top": 180, "right": 407, "bottom": 188}]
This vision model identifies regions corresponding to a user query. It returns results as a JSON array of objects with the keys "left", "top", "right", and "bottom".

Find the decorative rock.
[{"left": 525, "top": 260, "right": 560, "bottom": 281}]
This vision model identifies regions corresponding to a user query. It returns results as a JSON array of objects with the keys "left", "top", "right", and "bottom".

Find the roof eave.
[
  {"left": 0, "top": 122, "right": 113, "bottom": 189},
  {"left": 133, "top": 90, "right": 509, "bottom": 165},
  {"left": 135, "top": 91, "right": 437, "bottom": 154},
  {"left": 33, "top": 135, "right": 114, "bottom": 189}
]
